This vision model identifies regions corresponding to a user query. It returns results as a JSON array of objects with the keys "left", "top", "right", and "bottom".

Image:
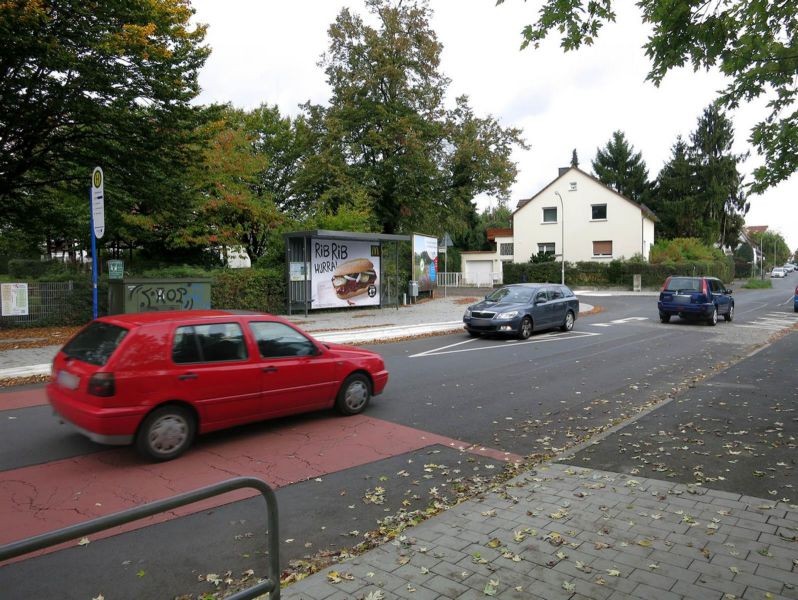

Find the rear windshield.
[
  {"left": 664, "top": 277, "right": 701, "bottom": 292},
  {"left": 62, "top": 321, "right": 128, "bottom": 366}
]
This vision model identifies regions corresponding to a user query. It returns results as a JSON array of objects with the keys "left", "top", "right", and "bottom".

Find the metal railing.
[
  {"left": 0, "top": 280, "right": 85, "bottom": 327},
  {"left": 0, "top": 477, "right": 280, "bottom": 600}
]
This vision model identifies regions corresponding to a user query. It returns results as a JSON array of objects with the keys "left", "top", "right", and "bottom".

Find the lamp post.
[{"left": 554, "top": 191, "right": 565, "bottom": 284}]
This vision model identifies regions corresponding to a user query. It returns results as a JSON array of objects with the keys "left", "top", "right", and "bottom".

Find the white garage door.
[{"left": 467, "top": 260, "right": 493, "bottom": 286}]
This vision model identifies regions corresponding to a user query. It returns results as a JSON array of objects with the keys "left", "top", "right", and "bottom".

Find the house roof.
[
  {"left": 745, "top": 225, "right": 768, "bottom": 235},
  {"left": 486, "top": 227, "right": 513, "bottom": 241},
  {"left": 514, "top": 166, "right": 657, "bottom": 222}
]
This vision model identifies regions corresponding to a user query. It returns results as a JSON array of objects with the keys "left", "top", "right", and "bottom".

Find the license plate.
[{"left": 57, "top": 370, "right": 80, "bottom": 390}]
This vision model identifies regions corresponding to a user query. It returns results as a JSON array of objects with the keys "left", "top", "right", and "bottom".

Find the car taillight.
[
  {"left": 88, "top": 373, "right": 115, "bottom": 397},
  {"left": 660, "top": 277, "right": 671, "bottom": 292}
]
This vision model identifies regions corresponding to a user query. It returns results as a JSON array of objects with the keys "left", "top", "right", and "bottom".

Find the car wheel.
[
  {"left": 660, "top": 313, "right": 671, "bottom": 323},
  {"left": 335, "top": 373, "right": 371, "bottom": 416},
  {"left": 560, "top": 311, "right": 575, "bottom": 332},
  {"left": 707, "top": 306, "right": 718, "bottom": 326},
  {"left": 136, "top": 405, "right": 195, "bottom": 462},
  {"left": 724, "top": 303, "right": 734, "bottom": 322},
  {"left": 517, "top": 316, "right": 533, "bottom": 340}
]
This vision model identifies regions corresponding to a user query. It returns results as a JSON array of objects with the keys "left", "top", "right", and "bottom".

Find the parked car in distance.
[
  {"left": 657, "top": 276, "right": 734, "bottom": 326},
  {"left": 463, "top": 283, "right": 579, "bottom": 339},
  {"left": 771, "top": 267, "right": 786, "bottom": 278},
  {"left": 782, "top": 263, "right": 795, "bottom": 273},
  {"left": 794, "top": 284, "right": 798, "bottom": 313},
  {"left": 47, "top": 310, "right": 389, "bottom": 461}
]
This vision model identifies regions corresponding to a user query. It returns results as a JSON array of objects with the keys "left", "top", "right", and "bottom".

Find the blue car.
[
  {"left": 658, "top": 276, "right": 734, "bottom": 326},
  {"left": 463, "top": 283, "right": 579, "bottom": 339},
  {"left": 794, "top": 283, "right": 797, "bottom": 313}
]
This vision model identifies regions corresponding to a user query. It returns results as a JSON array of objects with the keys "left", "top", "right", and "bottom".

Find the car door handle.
[
  {"left": 178, "top": 373, "right": 198, "bottom": 381},
  {"left": 262, "top": 366, "right": 278, "bottom": 373}
]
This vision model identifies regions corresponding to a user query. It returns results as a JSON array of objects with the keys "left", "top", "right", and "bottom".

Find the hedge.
[
  {"left": 210, "top": 268, "right": 285, "bottom": 313},
  {"left": 503, "top": 257, "right": 735, "bottom": 288}
]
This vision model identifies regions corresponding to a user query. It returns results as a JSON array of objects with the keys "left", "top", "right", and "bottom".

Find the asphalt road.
[{"left": 0, "top": 278, "right": 796, "bottom": 599}]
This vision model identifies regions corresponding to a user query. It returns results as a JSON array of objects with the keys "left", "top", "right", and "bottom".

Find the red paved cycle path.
[{"left": 0, "top": 388, "right": 520, "bottom": 560}]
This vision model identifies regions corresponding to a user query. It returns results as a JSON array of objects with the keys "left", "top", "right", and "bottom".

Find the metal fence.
[
  {"left": 0, "top": 477, "right": 280, "bottom": 600},
  {"left": 0, "top": 281, "right": 88, "bottom": 328}
]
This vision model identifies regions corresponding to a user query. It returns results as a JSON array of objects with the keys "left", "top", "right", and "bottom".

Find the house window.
[
  {"left": 499, "top": 243, "right": 514, "bottom": 256},
  {"left": 593, "top": 241, "right": 613, "bottom": 257},
  {"left": 569, "top": 182, "right": 577, "bottom": 191},
  {"left": 591, "top": 204, "right": 607, "bottom": 220},
  {"left": 538, "top": 243, "right": 555, "bottom": 255},
  {"left": 542, "top": 207, "right": 557, "bottom": 223}
]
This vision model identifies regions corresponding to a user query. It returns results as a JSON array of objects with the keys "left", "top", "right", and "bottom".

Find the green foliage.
[
  {"left": 307, "top": 0, "right": 526, "bottom": 236},
  {"left": 506, "top": 0, "right": 798, "bottom": 192},
  {"left": 0, "top": 0, "right": 212, "bottom": 248},
  {"left": 210, "top": 269, "right": 286, "bottom": 314},
  {"left": 746, "top": 230, "right": 791, "bottom": 269},
  {"left": 591, "top": 131, "right": 650, "bottom": 202},
  {"left": 649, "top": 238, "right": 726, "bottom": 263},
  {"left": 531, "top": 251, "right": 556, "bottom": 264},
  {"left": 742, "top": 278, "right": 772, "bottom": 289},
  {"left": 139, "top": 265, "right": 214, "bottom": 279},
  {"left": 7, "top": 259, "right": 70, "bottom": 279},
  {"left": 504, "top": 255, "right": 735, "bottom": 287}
]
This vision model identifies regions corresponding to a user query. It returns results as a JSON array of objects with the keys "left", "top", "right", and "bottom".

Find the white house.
[{"left": 461, "top": 167, "right": 657, "bottom": 283}]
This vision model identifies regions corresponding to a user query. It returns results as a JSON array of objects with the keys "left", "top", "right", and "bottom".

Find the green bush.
[
  {"left": 503, "top": 255, "right": 735, "bottom": 288},
  {"left": 8, "top": 258, "right": 67, "bottom": 278},
  {"left": 742, "top": 278, "right": 772, "bottom": 289},
  {"left": 211, "top": 268, "right": 286, "bottom": 313}
]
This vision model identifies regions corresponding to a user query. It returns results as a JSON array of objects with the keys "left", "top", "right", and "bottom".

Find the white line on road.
[{"left": 409, "top": 330, "right": 600, "bottom": 358}]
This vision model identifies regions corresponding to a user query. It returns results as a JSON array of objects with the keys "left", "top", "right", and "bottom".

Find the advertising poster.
[
  {"left": 310, "top": 239, "right": 380, "bottom": 309},
  {"left": 412, "top": 234, "right": 438, "bottom": 292},
  {"left": 1, "top": 283, "right": 29, "bottom": 316}
]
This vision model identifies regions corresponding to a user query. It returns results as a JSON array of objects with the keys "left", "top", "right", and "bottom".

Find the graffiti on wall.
[{"left": 126, "top": 282, "right": 210, "bottom": 312}]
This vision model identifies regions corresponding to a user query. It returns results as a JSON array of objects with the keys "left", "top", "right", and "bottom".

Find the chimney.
[{"left": 558, "top": 167, "right": 570, "bottom": 177}]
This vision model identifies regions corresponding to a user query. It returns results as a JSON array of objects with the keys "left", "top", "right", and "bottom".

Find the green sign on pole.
[{"left": 107, "top": 260, "right": 124, "bottom": 280}]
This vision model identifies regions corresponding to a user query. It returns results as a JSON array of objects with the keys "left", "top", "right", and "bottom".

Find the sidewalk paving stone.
[{"left": 282, "top": 462, "right": 798, "bottom": 599}]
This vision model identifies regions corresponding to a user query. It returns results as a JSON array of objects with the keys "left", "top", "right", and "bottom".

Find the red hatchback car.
[{"left": 47, "top": 310, "right": 389, "bottom": 461}]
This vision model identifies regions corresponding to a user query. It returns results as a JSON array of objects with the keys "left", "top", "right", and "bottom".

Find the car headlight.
[
  {"left": 464, "top": 308, "right": 471, "bottom": 317},
  {"left": 497, "top": 310, "right": 518, "bottom": 319}
]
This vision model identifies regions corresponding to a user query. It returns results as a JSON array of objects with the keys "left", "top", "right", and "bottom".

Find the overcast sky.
[{"left": 190, "top": 0, "right": 798, "bottom": 252}]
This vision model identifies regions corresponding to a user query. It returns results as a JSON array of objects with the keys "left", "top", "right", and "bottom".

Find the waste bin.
[{"left": 408, "top": 280, "right": 419, "bottom": 298}]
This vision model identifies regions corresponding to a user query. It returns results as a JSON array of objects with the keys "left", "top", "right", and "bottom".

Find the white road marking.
[
  {"left": 589, "top": 317, "right": 649, "bottom": 327},
  {"left": 409, "top": 330, "right": 600, "bottom": 358}
]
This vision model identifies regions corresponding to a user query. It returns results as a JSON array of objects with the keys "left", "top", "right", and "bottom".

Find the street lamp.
[{"left": 554, "top": 191, "right": 565, "bottom": 284}]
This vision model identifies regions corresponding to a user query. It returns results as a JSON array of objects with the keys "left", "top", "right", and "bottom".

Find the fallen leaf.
[
  {"left": 484, "top": 578, "right": 499, "bottom": 596},
  {"left": 562, "top": 581, "right": 575, "bottom": 591},
  {"left": 78, "top": 537, "right": 90, "bottom": 547},
  {"left": 607, "top": 569, "right": 621, "bottom": 577}
]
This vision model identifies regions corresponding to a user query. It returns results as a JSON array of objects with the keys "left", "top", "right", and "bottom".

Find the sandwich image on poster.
[
  {"left": 310, "top": 240, "right": 381, "bottom": 309},
  {"left": 331, "top": 258, "right": 378, "bottom": 300}
]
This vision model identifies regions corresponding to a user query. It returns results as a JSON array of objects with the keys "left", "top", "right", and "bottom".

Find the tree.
[
  {"left": 689, "top": 104, "right": 748, "bottom": 248},
  {"left": 0, "top": 0, "right": 211, "bottom": 247},
  {"left": 591, "top": 131, "right": 650, "bottom": 202},
  {"left": 649, "top": 137, "right": 702, "bottom": 240},
  {"left": 309, "top": 0, "right": 525, "bottom": 236},
  {"left": 498, "top": 0, "right": 798, "bottom": 192},
  {"left": 570, "top": 148, "right": 579, "bottom": 167},
  {"left": 189, "top": 108, "right": 281, "bottom": 262}
]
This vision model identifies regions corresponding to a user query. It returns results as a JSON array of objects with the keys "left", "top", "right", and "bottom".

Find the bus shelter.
[{"left": 284, "top": 230, "right": 410, "bottom": 315}]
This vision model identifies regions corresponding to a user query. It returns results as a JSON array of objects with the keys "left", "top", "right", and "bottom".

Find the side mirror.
[{"left": 726, "top": 288, "right": 733, "bottom": 294}]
